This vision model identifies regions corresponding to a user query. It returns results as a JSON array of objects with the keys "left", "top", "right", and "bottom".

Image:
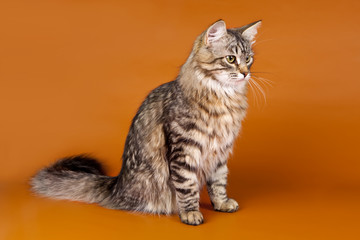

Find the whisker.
[
  {"left": 251, "top": 74, "right": 274, "bottom": 85},
  {"left": 250, "top": 72, "right": 275, "bottom": 74},
  {"left": 247, "top": 80, "right": 255, "bottom": 106},
  {"left": 248, "top": 79, "right": 260, "bottom": 107},
  {"left": 251, "top": 75, "right": 273, "bottom": 87},
  {"left": 249, "top": 78, "right": 267, "bottom": 107},
  {"left": 252, "top": 79, "right": 267, "bottom": 105},
  {"left": 252, "top": 75, "right": 273, "bottom": 82}
]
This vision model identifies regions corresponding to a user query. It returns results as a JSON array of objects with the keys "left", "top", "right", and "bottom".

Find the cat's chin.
[
  {"left": 227, "top": 75, "right": 251, "bottom": 88},
  {"left": 225, "top": 78, "right": 248, "bottom": 88},
  {"left": 228, "top": 79, "right": 245, "bottom": 84},
  {"left": 216, "top": 80, "right": 247, "bottom": 93}
]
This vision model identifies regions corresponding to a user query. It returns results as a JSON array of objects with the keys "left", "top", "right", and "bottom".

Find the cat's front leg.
[
  {"left": 169, "top": 155, "right": 203, "bottom": 226},
  {"left": 206, "top": 162, "right": 239, "bottom": 213}
]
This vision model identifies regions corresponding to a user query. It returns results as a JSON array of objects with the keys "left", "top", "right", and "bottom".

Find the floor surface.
[{"left": 1, "top": 182, "right": 359, "bottom": 240}]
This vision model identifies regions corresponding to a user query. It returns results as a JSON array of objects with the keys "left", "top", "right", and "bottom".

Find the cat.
[{"left": 31, "top": 19, "right": 261, "bottom": 226}]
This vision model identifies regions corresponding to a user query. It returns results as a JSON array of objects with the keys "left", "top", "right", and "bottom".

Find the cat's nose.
[{"left": 239, "top": 65, "right": 249, "bottom": 77}]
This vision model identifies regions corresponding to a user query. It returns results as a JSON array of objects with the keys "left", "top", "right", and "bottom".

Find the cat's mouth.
[{"left": 228, "top": 73, "right": 250, "bottom": 84}]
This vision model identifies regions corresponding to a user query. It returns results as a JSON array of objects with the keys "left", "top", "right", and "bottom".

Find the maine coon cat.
[{"left": 31, "top": 19, "right": 261, "bottom": 226}]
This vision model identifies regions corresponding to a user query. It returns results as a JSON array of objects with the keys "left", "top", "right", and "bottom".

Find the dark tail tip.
[{"left": 48, "top": 154, "right": 105, "bottom": 175}]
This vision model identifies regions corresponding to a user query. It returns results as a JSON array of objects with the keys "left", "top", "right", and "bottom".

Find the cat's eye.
[
  {"left": 246, "top": 56, "right": 252, "bottom": 64},
  {"left": 226, "top": 55, "right": 236, "bottom": 64}
]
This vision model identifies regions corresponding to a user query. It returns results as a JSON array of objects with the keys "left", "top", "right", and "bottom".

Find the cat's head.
[{"left": 186, "top": 20, "right": 261, "bottom": 93}]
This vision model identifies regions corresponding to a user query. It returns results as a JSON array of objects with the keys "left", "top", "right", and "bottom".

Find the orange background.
[{"left": 1, "top": 0, "right": 359, "bottom": 239}]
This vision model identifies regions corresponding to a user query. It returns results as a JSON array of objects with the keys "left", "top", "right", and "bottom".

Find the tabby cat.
[{"left": 31, "top": 19, "right": 261, "bottom": 225}]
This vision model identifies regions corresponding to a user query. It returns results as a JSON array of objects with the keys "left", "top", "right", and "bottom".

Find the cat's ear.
[
  {"left": 236, "top": 20, "right": 262, "bottom": 44},
  {"left": 205, "top": 20, "right": 227, "bottom": 45}
]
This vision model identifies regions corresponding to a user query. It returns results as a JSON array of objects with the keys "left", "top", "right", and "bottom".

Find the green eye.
[
  {"left": 246, "top": 56, "right": 252, "bottom": 64},
  {"left": 226, "top": 55, "right": 236, "bottom": 64}
]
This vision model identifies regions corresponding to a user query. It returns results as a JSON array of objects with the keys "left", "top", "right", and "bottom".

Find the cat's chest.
[
  {"left": 189, "top": 94, "right": 247, "bottom": 175},
  {"left": 206, "top": 114, "right": 239, "bottom": 150},
  {"left": 193, "top": 113, "right": 241, "bottom": 184},
  {"left": 199, "top": 112, "right": 243, "bottom": 169},
  {"left": 196, "top": 97, "right": 246, "bottom": 149}
]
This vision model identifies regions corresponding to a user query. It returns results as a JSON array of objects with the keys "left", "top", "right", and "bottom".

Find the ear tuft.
[
  {"left": 205, "top": 20, "right": 227, "bottom": 45},
  {"left": 240, "top": 20, "right": 262, "bottom": 43}
]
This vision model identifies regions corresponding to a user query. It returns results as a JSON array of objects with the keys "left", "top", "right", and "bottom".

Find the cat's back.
[
  {"left": 123, "top": 80, "right": 181, "bottom": 163},
  {"left": 130, "top": 80, "right": 177, "bottom": 126}
]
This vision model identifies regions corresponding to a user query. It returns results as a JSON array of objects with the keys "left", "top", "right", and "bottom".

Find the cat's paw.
[
  {"left": 213, "top": 198, "right": 239, "bottom": 213},
  {"left": 179, "top": 211, "right": 204, "bottom": 226}
]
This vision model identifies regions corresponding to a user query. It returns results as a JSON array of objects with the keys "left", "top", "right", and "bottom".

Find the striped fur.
[{"left": 31, "top": 20, "right": 261, "bottom": 225}]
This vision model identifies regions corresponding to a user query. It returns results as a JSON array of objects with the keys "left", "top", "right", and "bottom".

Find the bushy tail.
[{"left": 31, "top": 155, "right": 117, "bottom": 204}]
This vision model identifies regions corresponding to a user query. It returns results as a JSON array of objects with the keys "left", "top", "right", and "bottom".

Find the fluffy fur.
[{"left": 31, "top": 19, "right": 261, "bottom": 225}]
